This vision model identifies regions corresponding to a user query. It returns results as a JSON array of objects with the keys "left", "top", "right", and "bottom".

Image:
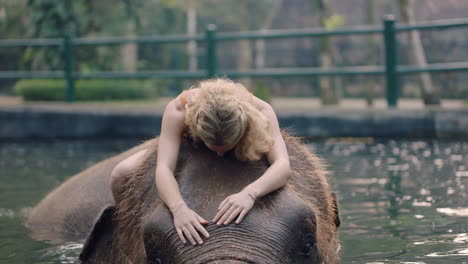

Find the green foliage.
[
  {"left": 0, "top": 0, "right": 29, "bottom": 92},
  {"left": 323, "top": 14, "right": 345, "bottom": 30},
  {"left": 25, "top": 0, "right": 90, "bottom": 70},
  {"left": 253, "top": 80, "right": 271, "bottom": 103},
  {"left": 198, "top": 0, "right": 276, "bottom": 31},
  {"left": 14, "top": 79, "right": 155, "bottom": 101}
]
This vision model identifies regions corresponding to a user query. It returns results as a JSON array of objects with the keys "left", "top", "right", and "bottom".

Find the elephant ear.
[
  {"left": 331, "top": 192, "right": 341, "bottom": 228},
  {"left": 79, "top": 205, "right": 117, "bottom": 262}
]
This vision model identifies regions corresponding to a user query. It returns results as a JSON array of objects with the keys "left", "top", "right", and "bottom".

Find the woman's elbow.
[
  {"left": 154, "top": 166, "right": 167, "bottom": 185},
  {"left": 280, "top": 159, "right": 292, "bottom": 182}
]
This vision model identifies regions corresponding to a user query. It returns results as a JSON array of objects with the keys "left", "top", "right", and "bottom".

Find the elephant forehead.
[
  {"left": 142, "top": 196, "right": 314, "bottom": 264},
  {"left": 176, "top": 152, "right": 268, "bottom": 209},
  {"left": 249, "top": 190, "right": 315, "bottom": 230},
  {"left": 143, "top": 190, "right": 314, "bottom": 242}
]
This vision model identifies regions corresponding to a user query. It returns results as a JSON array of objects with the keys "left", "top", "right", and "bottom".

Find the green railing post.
[
  {"left": 63, "top": 35, "right": 75, "bottom": 102},
  {"left": 383, "top": 15, "right": 398, "bottom": 108},
  {"left": 205, "top": 24, "right": 217, "bottom": 78}
]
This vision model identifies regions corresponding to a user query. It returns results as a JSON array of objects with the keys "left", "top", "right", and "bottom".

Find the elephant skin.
[{"left": 26, "top": 133, "right": 340, "bottom": 264}]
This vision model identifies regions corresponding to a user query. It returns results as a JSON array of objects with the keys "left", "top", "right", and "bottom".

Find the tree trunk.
[
  {"left": 317, "top": 0, "right": 339, "bottom": 105},
  {"left": 399, "top": 0, "right": 440, "bottom": 105},
  {"left": 364, "top": 0, "right": 377, "bottom": 107},
  {"left": 238, "top": 2, "right": 252, "bottom": 88},
  {"left": 318, "top": 51, "right": 337, "bottom": 104},
  {"left": 255, "top": 35, "right": 266, "bottom": 69},
  {"left": 331, "top": 39, "right": 344, "bottom": 102},
  {"left": 255, "top": 0, "right": 283, "bottom": 69},
  {"left": 239, "top": 39, "right": 252, "bottom": 88},
  {"left": 121, "top": 22, "right": 137, "bottom": 73},
  {"left": 121, "top": 41, "right": 137, "bottom": 72},
  {"left": 187, "top": 0, "right": 197, "bottom": 72}
]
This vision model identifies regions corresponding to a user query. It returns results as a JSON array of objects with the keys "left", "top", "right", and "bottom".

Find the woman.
[{"left": 110, "top": 78, "right": 291, "bottom": 246}]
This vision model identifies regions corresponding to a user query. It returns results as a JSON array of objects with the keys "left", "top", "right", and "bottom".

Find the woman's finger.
[
  {"left": 223, "top": 207, "right": 242, "bottom": 225},
  {"left": 182, "top": 227, "right": 196, "bottom": 246},
  {"left": 235, "top": 209, "right": 248, "bottom": 224},
  {"left": 197, "top": 215, "right": 209, "bottom": 225},
  {"left": 217, "top": 206, "right": 237, "bottom": 226},
  {"left": 188, "top": 224, "right": 203, "bottom": 245},
  {"left": 218, "top": 197, "right": 229, "bottom": 210},
  {"left": 176, "top": 227, "right": 186, "bottom": 244},
  {"left": 213, "top": 202, "right": 231, "bottom": 223},
  {"left": 194, "top": 221, "right": 210, "bottom": 238}
]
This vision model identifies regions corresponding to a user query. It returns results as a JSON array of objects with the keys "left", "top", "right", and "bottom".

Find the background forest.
[{"left": 1, "top": 0, "right": 467, "bottom": 101}]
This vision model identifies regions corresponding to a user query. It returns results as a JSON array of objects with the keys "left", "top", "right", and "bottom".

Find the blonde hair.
[{"left": 185, "top": 78, "right": 273, "bottom": 161}]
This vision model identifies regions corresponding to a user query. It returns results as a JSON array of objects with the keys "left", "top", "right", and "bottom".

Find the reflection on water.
[
  {"left": 0, "top": 139, "right": 140, "bottom": 264},
  {"left": 312, "top": 139, "right": 468, "bottom": 264},
  {"left": 0, "top": 138, "right": 467, "bottom": 263},
  {"left": 38, "top": 243, "right": 83, "bottom": 264}
]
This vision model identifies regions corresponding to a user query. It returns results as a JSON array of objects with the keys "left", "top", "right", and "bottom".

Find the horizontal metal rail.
[
  {"left": 396, "top": 18, "right": 468, "bottom": 31},
  {"left": 0, "top": 71, "right": 64, "bottom": 79},
  {"left": 75, "top": 71, "right": 205, "bottom": 79},
  {"left": 0, "top": 38, "right": 62, "bottom": 48},
  {"left": 2, "top": 18, "right": 467, "bottom": 47},
  {"left": 397, "top": 61, "right": 468, "bottom": 74},
  {"left": 216, "top": 25, "right": 383, "bottom": 41},
  {"left": 0, "top": 71, "right": 205, "bottom": 79},
  {"left": 73, "top": 35, "right": 204, "bottom": 46},
  {"left": 0, "top": 16, "right": 467, "bottom": 106},
  {"left": 222, "top": 66, "right": 385, "bottom": 78},
  {"left": 2, "top": 61, "right": 466, "bottom": 80}
]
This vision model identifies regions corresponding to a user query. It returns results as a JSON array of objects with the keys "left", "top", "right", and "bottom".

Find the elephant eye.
[
  {"left": 299, "top": 243, "right": 314, "bottom": 257},
  {"left": 298, "top": 233, "right": 316, "bottom": 257}
]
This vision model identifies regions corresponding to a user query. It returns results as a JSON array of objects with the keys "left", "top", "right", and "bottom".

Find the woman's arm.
[
  {"left": 213, "top": 101, "right": 291, "bottom": 226},
  {"left": 155, "top": 100, "right": 186, "bottom": 211},
  {"left": 243, "top": 102, "right": 291, "bottom": 198},
  {"left": 156, "top": 99, "right": 209, "bottom": 245}
]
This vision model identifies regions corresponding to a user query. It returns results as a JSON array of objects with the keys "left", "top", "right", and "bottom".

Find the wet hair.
[{"left": 185, "top": 78, "right": 273, "bottom": 161}]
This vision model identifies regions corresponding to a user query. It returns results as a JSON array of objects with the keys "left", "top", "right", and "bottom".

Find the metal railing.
[{"left": 1, "top": 15, "right": 468, "bottom": 106}]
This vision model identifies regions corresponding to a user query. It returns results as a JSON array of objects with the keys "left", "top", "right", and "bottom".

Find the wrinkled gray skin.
[
  {"left": 26, "top": 140, "right": 153, "bottom": 244},
  {"left": 27, "top": 136, "right": 340, "bottom": 264}
]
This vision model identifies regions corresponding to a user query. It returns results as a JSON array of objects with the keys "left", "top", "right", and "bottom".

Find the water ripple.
[
  {"left": 436, "top": 207, "right": 468, "bottom": 217},
  {"left": 426, "top": 248, "right": 468, "bottom": 257}
]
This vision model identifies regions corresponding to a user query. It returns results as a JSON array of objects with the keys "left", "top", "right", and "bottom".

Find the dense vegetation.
[
  {"left": 1, "top": 0, "right": 467, "bottom": 102},
  {"left": 14, "top": 79, "right": 154, "bottom": 101}
]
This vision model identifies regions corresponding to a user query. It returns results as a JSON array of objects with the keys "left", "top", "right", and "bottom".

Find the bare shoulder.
[
  {"left": 185, "top": 88, "right": 200, "bottom": 104},
  {"left": 187, "top": 87, "right": 200, "bottom": 95},
  {"left": 251, "top": 95, "right": 274, "bottom": 113},
  {"left": 164, "top": 98, "right": 186, "bottom": 127},
  {"left": 168, "top": 96, "right": 185, "bottom": 113},
  {"left": 172, "top": 88, "right": 201, "bottom": 111}
]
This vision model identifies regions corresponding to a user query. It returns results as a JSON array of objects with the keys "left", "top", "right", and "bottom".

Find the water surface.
[{"left": 0, "top": 138, "right": 467, "bottom": 263}]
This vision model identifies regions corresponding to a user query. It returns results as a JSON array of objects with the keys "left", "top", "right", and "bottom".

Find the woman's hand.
[
  {"left": 172, "top": 204, "right": 210, "bottom": 245},
  {"left": 212, "top": 190, "right": 255, "bottom": 226}
]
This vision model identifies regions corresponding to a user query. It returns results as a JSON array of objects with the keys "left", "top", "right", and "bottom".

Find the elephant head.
[{"left": 79, "top": 133, "right": 340, "bottom": 264}]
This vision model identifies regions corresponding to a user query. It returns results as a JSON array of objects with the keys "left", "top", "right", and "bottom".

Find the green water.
[{"left": 0, "top": 139, "right": 467, "bottom": 264}]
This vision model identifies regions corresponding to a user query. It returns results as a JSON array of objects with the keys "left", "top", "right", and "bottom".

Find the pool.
[{"left": 0, "top": 138, "right": 467, "bottom": 263}]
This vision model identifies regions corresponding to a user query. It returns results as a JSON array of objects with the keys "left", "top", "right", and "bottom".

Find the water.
[{"left": 0, "top": 138, "right": 467, "bottom": 264}]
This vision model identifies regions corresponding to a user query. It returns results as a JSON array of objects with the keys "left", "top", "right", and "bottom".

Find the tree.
[
  {"left": 398, "top": 0, "right": 440, "bottom": 105},
  {"left": 310, "top": 0, "right": 345, "bottom": 105},
  {"left": 187, "top": 0, "right": 197, "bottom": 72},
  {"left": 0, "top": 0, "right": 29, "bottom": 92},
  {"left": 120, "top": 0, "right": 144, "bottom": 73},
  {"left": 26, "top": 0, "right": 89, "bottom": 70},
  {"left": 254, "top": 0, "right": 283, "bottom": 69},
  {"left": 198, "top": 0, "right": 280, "bottom": 87},
  {"left": 364, "top": 0, "right": 378, "bottom": 107}
]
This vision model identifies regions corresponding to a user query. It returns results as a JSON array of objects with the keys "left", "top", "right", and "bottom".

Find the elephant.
[{"left": 27, "top": 132, "right": 341, "bottom": 264}]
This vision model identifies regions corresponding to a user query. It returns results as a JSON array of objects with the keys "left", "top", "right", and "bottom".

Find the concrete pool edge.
[{"left": 1, "top": 107, "right": 467, "bottom": 139}]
